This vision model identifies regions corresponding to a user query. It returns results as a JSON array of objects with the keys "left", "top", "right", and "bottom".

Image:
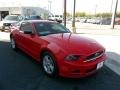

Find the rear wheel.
[{"left": 42, "top": 52, "right": 58, "bottom": 77}]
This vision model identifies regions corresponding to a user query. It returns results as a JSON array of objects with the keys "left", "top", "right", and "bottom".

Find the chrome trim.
[{"left": 84, "top": 51, "right": 104, "bottom": 62}]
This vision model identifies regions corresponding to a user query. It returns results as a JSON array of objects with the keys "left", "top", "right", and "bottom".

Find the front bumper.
[
  {"left": 3, "top": 23, "right": 11, "bottom": 30},
  {"left": 58, "top": 54, "right": 107, "bottom": 78}
]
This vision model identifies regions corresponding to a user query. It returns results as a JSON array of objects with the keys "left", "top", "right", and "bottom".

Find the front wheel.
[
  {"left": 10, "top": 37, "right": 17, "bottom": 50},
  {"left": 42, "top": 52, "right": 58, "bottom": 77}
]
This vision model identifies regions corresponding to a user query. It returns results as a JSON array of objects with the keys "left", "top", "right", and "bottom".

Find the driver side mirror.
[{"left": 24, "top": 30, "right": 33, "bottom": 34}]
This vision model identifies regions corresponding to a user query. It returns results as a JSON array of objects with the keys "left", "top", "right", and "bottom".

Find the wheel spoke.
[{"left": 43, "top": 55, "right": 54, "bottom": 74}]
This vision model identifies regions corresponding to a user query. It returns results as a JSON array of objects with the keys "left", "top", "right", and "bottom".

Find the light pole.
[
  {"left": 63, "top": 0, "right": 67, "bottom": 27},
  {"left": 72, "top": 0, "right": 76, "bottom": 33},
  {"left": 111, "top": 0, "right": 118, "bottom": 29},
  {"left": 94, "top": 4, "right": 98, "bottom": 15},
  {"left": 48, "top": 1, "right": 52, "bottom": 12}
]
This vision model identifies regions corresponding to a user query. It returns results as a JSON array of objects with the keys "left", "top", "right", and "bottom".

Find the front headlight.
[
  {"left": 65, "top": 55, "right": 81, "bottom": 61},
  {"left": 0, "top": 21, "right": 3, "bottom": 26}
]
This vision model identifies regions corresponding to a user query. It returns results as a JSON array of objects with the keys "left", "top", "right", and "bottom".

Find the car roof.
[
  {"left": 22, "top": 20, "right": 57, "bottom": 23},
  {"left": 29, "top": 15, "right": 40, "bottom": 16},
  {"left": 6, "top": 15, "right": 19, "bottom": 16}
]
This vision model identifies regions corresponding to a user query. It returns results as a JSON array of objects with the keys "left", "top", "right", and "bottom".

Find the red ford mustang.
[{"left": 10, "top": 20, "right": 107, "bottom": 78}]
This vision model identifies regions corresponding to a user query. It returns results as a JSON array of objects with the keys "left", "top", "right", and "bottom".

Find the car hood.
[
  {"left": 41, "top": 33, "right": 104, "bottom": 55},
  {"left": 1, "top": 20, "right": 18, "bottom": 24}
]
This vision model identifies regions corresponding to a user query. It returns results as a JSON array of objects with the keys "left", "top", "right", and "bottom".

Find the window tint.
[
  {"left": 55, "top": 15, "right": 59, "bottom": 17},
  {"left": 21, "top": 22, "right": 32, "bottom": 32},
  {"left": 4, "top": 15, "right": 18, "bottom": 21},
  {"left": 60, "top": 15, "right": 63, "bottom": 18},
  {"left": 29, "top": 15, "right": 41, "bottom": 20},
  {"left": 34, "top": 22, "right": 70, "bottom": 36}
]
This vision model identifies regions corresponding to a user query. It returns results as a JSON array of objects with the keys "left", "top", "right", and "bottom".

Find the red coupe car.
[{"left": 10, "top": 20, "right": 107, "bottom": 78}]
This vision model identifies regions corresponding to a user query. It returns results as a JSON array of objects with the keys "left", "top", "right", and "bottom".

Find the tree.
[
  {"left": 63, "top": 12, "right": 71, "bottom": 17},
  {"left": 116, "top": 12, "right": 120, "bottom": 17},
  {"left": 75, "top": 12, "right": 86, "bottom": 17},
  {"left": 95, "top": 13, "right": 102, "bottom": 17},
  {"left": 94, "top": 13, "right": 112, "bottom": 18},
  {"left": 66, "top": 12, "right": 72, "bottom": 17},
  {"left": 101, "top": 13, "right": 112, "bottom": 17},
  {"left": 86, "top": 14, "right": 94, "bottom": 18}
]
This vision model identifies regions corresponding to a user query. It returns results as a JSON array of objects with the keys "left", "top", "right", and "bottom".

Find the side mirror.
[{"left": 24, "top": 30, "right": 33, "bottom": 34}]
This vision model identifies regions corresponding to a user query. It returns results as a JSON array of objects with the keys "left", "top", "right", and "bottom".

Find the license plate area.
[
  {"left": 97, "top": 61, "right": 104, "bottom": 69},
  {"left": 5, "top": 26, "right": 10, "bottom": 29}
]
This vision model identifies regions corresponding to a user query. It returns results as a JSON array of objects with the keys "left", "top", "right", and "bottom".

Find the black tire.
[
  {"left": 1, "top": 29, "right": 4, "bottom": 32},
  {"left": 10, "top": 37, "right": 17, "bottom": 50},
  {"left": 56, "top": 20, "right": 62, "bottom": 23},
  {"left": 41, "top": 52, "right": 58, "bottom": 77}
]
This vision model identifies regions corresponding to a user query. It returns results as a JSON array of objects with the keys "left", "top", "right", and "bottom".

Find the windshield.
[
  {"left": 34, "top": 22, "right": 70, "bottom": 36},
  {"left": 4, "top": 16, "right": 18, "bottom": 21},
  {"left": 29, "top": 16, "right": 41, "bottom": 20}
]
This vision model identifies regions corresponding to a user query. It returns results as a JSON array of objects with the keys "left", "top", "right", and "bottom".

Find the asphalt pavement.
[{"left": 0, "top": 31, "right": 120, "bottom": 90}]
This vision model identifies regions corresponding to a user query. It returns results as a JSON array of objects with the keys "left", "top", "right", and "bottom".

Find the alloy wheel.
[{"left": 42, "top": 55, "right": 55, "bottom": 74}]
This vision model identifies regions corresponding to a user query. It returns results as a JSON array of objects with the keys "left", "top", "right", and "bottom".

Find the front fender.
[{"left": 40, "top": 42, "right": 68, "bottom": 61}]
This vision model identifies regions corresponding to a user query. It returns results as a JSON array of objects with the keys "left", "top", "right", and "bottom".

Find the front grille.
[
  {"left": 3, "top": 23, "right": 11, "bottom": 26},
  {"left": 85, "top": 50, "right": 104, "bottom": 62}
]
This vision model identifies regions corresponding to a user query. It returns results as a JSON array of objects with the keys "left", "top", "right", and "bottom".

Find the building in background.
[{"left": 0, "top": 7, "right": 50, "bottom": 20}]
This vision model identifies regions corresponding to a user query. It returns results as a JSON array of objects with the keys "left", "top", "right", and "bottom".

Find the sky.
[{"left": 0, "top": 0, "right": 120, "bottom": 14}]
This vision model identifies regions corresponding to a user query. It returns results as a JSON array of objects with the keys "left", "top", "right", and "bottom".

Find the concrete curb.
[{"left": 105, "top": 52, "right": 120, "bottom": 75}]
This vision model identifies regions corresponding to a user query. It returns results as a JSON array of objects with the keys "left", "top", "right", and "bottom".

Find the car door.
[{"left": 18, "top": 22, "right": 42, "bottom": 60}]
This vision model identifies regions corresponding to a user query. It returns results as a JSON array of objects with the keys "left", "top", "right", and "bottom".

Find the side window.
[{"left": 21, "top": 22, "right": 32, "bottom": 32}]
